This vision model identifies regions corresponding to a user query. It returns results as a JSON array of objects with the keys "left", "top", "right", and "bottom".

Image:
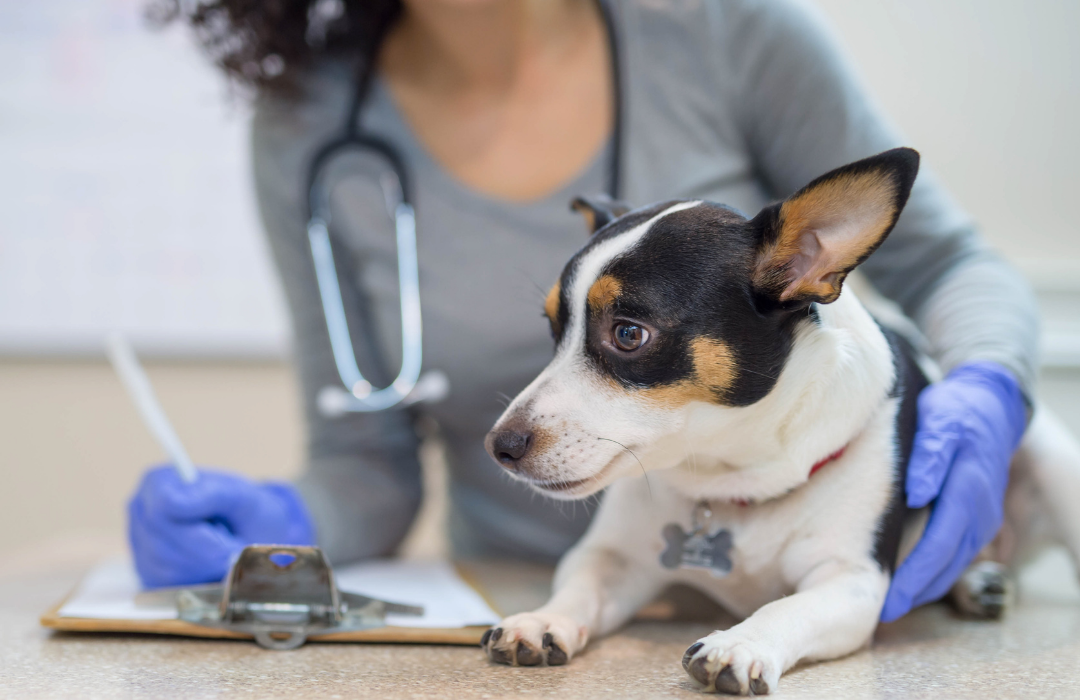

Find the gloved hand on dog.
[
  {"left": 881, "top": 361, "right": 1028, "bottom": 621},
  {"left": 128, "top": 466, "right": 315, "bottom": 588}
]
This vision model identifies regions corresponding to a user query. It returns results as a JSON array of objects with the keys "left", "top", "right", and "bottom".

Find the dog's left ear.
[
  {"left": 570, "top": 194, "right": 632, "bottom": 235},
  {"left": 751, "top": 147, "right": 920, "bottom": 307}
]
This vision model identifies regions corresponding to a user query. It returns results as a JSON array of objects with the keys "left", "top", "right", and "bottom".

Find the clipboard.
[{"left": 40, "top": 545, "right": 498, "bottom": 648}]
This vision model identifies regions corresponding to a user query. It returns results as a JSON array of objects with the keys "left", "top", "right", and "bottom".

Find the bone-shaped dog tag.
[{"left": 659, "top": 502, "right": 733, "bottom": 577}]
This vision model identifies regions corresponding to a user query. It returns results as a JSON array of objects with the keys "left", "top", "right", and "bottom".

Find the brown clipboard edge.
[{"left": 40, "top": 562, "right": 503, "bottom": 646}]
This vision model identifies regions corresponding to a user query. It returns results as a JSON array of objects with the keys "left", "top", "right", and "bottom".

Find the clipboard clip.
[{"left": 175, "top": 545, "right": 423, "bottom": 650}]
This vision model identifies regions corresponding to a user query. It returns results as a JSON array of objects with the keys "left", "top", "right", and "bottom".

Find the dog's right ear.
[
  {"left": 751, "top": 147, "right": 920, "bottom": 309},
  {"left": 570, "top": 195, "right": 631, "bottom": 235}
]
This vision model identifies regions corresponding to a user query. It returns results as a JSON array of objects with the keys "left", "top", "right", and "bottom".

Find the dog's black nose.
[{"left": 490, "top": 429, "right": 532, "bottom": 468}]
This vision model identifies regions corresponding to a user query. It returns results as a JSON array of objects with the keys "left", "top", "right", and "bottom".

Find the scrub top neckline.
[{"left": 365, "top": 76, "right": 614, "bottom": 214}]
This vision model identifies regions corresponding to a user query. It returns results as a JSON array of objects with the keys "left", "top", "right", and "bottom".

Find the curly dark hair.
[{"left": 149, "top": 0, "right": 403, "bottom": 93}]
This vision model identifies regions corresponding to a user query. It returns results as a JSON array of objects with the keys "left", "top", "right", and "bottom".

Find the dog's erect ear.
[
  {"left": 570, "top": 194, "right": 632, "bottom": 235},
  {"left": 751, "top": 147, "right": 920, "bottom": 307}
]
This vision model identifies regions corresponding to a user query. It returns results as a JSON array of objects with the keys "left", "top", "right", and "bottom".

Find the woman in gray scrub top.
[{"left": 129, "top": 0, "right": 1037, "bottom": 622}]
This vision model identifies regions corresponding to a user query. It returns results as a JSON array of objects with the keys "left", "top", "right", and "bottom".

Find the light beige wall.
[{"left": 0, "top": 360, "right": 303, "bottom": 557}]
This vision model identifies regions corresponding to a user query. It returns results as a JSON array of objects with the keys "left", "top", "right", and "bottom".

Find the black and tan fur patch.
[{"left": 639, "top": 337, "right": 738, "bottom": 407}]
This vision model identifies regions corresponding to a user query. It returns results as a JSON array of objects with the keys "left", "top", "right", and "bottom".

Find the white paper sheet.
[
  {"left": 58, "top": 557, "right": 499, "bottom": 629},
  {"left": 334, "top": 560, "right": 498, "bottom": 629}
]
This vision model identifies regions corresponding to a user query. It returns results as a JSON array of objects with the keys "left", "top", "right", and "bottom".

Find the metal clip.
[{"left": 176, "top": 545, "right": 423, "bottom": 650}]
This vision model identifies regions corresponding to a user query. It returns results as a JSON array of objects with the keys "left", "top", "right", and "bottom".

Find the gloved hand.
[
  {"left": 128, "top": 466, "right": 316, "bottom": 588},
  {"left": 881, "top": 361, "right": 1027, "bottom": 622}
]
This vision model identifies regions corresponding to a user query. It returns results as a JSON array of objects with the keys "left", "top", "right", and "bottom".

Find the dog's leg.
[
  {"left": 482, "top": 543, "right": 665, "bottom": 666},
  {"left": 482, "top": 480, "right": 667, "bottom": 667},
  {"left": 683, "top": 560, "right": 887, "bottom": 695},
  {"left": 1016, "top": 408, "right": 1080, "bottom": 577}
]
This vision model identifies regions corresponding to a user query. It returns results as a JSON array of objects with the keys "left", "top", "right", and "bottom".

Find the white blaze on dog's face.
[{"left": 485, "top": 149, "right": 920, "bottom": 499}]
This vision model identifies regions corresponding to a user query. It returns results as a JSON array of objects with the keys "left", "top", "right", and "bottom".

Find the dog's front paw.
[
  {"left": 682, "top": 631, "right": 782, "bottom": 695},
  {"left": 481, "top": 612, "right": 587, "bottom": 667}
]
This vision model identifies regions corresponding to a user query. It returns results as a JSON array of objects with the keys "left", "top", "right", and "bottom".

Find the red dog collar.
[
  {"left": 733, "top": 445, "right": 848, "bottom": 507},
  {"left": 808, "top": 445, "right": 847, "bottom": 478}
]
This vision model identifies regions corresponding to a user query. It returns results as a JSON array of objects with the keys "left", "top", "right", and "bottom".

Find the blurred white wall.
[
  {"left": 0, "top": 0, "right": 1077, "bottom": 560},
  {"left": 0, "top": 0, "right": 287, "bottom": 357}
]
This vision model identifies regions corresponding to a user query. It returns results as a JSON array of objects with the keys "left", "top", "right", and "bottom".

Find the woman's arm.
[{"left": 251, "top": 80, "right": 423, "bottom": 565}]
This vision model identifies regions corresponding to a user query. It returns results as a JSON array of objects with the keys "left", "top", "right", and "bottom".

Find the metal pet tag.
[{"left": 660, "top": 502, "right": 733, "bottom": 577}]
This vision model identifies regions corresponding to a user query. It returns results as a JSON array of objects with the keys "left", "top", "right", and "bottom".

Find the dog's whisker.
[
  {"left": 529, "top": 278, "right": 549, "bottom": 301},
  {"left": 738, "top": 366, "right": 780, "bottom": 381},
  {"left": 596, "top": 436, "right": 652, "bottom": 502}
]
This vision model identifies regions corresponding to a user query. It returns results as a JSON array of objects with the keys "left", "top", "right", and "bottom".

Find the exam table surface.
[{"left": 3, "top": 543, "right": 1080, "bottom": 699}]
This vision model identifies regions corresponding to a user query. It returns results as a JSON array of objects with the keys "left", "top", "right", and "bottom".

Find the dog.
[{"left": 479, "top": 148, "right": 1080, "bottom": 694}]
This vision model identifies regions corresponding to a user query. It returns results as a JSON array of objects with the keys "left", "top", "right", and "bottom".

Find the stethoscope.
[{"left": 305, "top": 0, "right": 623, "bottom": 417}]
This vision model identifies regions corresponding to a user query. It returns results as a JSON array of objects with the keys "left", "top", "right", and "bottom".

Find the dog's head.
[{"left": 485, "top": 148, "right": 920, "bottom": 498}]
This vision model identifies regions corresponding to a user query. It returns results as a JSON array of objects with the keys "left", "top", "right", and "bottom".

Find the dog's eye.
[{"left": 612, "top": 323, "right": 648, "bottom": 351}]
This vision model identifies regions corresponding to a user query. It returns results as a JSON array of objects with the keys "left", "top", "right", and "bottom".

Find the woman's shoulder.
[{"left": 617, "top": 0, "right": 827, "bottom": 50}]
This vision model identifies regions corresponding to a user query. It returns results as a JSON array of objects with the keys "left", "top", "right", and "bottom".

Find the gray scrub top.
[{"left": 251, "top": 0, "right": 1038, "bottom": 565}]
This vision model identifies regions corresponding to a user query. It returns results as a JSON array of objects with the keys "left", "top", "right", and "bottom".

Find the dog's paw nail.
[
  {"left": 714, "top": 664, "right": 741, "bottom": 695},
  {"left": 748, "top": 661, "right": 769, "bottom": 695},
  {"left": 547, "top": 639, "right": 569, "bottom": 666},
  {"left": 488, "top": 645, "right": 513, "bottom": 665},
  {"left": 542, "top": 632, "right": 553, "bottom": 650},
  {"left": 490, "top": 627, "right": 503, "bottom": 643},
  {"left": 682, "top": 642, "right": 704, "bottom": 670},
  {"left": 516, "top": 641, "right": 543, "bottom": 666},
  {"left": 480, "top": 628, "right": 493, "bottom": 647},
  {"left": 688, "top": 656, "right": 711, "bottom": 687}
]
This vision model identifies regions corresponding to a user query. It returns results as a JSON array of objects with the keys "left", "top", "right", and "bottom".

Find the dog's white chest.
[
  {"left": 596, "top": 479, "right": 807, "bottom": 617},
  {"left": 589, "top": 438, "right": 896, "bottom": 621},
  {"left": 660, "top": 502, "right": 801, "bottom": 617}
]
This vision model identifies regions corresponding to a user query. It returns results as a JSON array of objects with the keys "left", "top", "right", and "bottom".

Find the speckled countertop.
[{"left": 2, "top": 542, "right": 1079, "bottom": 699}]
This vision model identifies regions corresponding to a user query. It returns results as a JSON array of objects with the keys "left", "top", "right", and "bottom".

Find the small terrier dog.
[{"left": 480, "top": 148, "right": 1080, "bottom": 694}]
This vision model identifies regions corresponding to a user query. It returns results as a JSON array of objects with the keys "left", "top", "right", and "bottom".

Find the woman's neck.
[
  {"left": 377, "top": 0, "right": 611, "bottom": 202},
  {"left": 383, "top": 0, "right": 592, "bottom": 95}
]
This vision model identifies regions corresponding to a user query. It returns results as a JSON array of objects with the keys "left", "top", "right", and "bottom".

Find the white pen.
[{"left": 105, "top": 332, "right": 198, "bottom": 484}]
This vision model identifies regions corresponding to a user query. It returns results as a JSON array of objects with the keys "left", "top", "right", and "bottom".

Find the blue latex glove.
[
  {"left": 128, "top": 466, "right": 316, "bottom": 588},
  {"left": 881, "top": 361, "right": 1027, "bottom": 622}
]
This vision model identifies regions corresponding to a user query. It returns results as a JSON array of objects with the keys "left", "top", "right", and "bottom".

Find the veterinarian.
[{"left": 129, "top": 0, "right": 1035, "bottom": 623}]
